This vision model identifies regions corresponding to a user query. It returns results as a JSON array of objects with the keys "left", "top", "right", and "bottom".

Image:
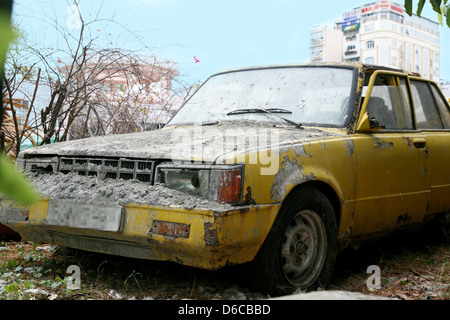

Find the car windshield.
[{"left": 168, "top": 66, "right": 356, "bottom": 127}]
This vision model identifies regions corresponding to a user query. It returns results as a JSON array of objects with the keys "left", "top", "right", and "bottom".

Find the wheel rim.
[{"left": 280, "top": 209, "right": 327, "bottom": 288}]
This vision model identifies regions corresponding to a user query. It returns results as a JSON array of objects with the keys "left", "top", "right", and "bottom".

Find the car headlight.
[{"left": 156, "top": 164, "right": 243, "bottom": 204}]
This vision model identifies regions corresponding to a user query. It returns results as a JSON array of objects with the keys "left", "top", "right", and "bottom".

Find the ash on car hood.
[{"left": 21, "top": 121, "right": 345, "bottom": 162}]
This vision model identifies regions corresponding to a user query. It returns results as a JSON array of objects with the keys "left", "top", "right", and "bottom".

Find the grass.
[{"left": 0, "top": 226, "right": 449, "bottom": 300}]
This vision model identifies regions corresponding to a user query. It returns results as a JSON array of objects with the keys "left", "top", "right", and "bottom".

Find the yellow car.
[{"left": 1, "top": 63, "right": 449, "bottom": 295}]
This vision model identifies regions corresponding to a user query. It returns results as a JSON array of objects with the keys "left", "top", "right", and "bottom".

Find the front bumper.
[{"left": 0, "top": 199, "right": 280, "bottom": 270}]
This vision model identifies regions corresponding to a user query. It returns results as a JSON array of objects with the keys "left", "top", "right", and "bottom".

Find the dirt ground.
[{"left": 0, "top": 226, "right": 448, "bottom": 300}]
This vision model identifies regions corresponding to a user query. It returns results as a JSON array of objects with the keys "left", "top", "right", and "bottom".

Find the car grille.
[{"left": 58, "top": 157, "right": 156, "bottom": 183}]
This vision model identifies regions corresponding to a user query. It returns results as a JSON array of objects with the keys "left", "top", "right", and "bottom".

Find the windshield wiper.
[
  {"left": 226, "top": 108, "right": 303, "bottom": 129},
  {"left": 165, "top": 121, "right": 219, "bottom": 127}
]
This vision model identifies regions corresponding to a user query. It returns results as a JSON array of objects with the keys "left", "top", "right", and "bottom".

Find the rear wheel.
[
  {"left": 242, "top": 186, "right": 338, "bottom": 296},
  {"left": 437, "top": 212, "right": 450, "bottom": 242}
]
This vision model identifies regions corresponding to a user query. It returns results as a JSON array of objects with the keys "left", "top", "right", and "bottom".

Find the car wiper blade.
[
  {"left": 226, "top": 108, "right": 303, "bottom": 129},
  {"left": 227, "top": 108, "right": 292, "bottom": 115},
  {"left": 166, "top": 121, "right": 219, "bottom": 127}
]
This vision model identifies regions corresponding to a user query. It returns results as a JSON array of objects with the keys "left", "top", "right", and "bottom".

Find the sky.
[{"left": 10, "top": 0, "right": 450, "bottom": 85}]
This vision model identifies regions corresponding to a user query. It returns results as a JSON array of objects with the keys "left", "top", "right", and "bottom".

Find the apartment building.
[
  {"left": 311, "top": 1, "right": 441, "bottom": 82},
  {"left": 310, "top": 24, "right": 344, "bottom": 63},
  {"left": 442, "top": 81, "right": 450, "bottom": 100}
]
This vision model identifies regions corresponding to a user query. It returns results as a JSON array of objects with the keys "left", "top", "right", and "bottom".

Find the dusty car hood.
[{"left": 20, "top": 121, "right": 345, "bottom": 162}]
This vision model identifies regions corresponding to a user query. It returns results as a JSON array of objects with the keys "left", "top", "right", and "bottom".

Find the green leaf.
[
  {"left": 0, "top": 154, "right": 39, "bottom": 206},
  {"left": 405, "top": 0, "right": 413, "bottom": 15},
  {"left": 442, "top": 4, "right": 449, "bottom": 15},
  {"left": 0, "top": 11, "right": 16, "bottom": 69},
  {"left": 430, "top": 0, "right": 443, "bottom": 14},
  {"left": 417, "top": 0, "right": 426, "bottom": 16}
]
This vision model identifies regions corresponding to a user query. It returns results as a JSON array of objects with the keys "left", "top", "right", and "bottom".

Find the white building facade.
[
  {"left": 441, "top": 81, "right": 450, "bottom": 100},
  {"left": 311, "top": 1, "right": 441, "bottom": 82},
  {"left": 310, "top": 24, "right": 343, "bottom": 63}
]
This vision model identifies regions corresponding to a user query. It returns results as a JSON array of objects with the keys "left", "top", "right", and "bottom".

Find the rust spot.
[
  {"left": 338, "top": 227, "right": 352, "bottom": 247},
  {"left": 149, "top": 221, "right": 190, "bottom": 239},
  {"left": 204, "top": 222, "right": 219, "bottom": 247},
  {"left": 397, "top": 213, "right": 412, "bottom": 224},
  {"left": 375, "top": 141, "right": 394, "bottom": 150},
  {"left": 405, "top": 137, "right": 414, "bottom": 150},
  {"left": 243, "top": 186, "right": 256, "bottom": 205}
]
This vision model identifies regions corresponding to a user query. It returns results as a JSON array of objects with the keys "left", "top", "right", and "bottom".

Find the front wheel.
[
  {"left": 242, "top": 186, "right": 338, "bottom": 296},
  {"left": 281, "top": 209, "right": 328, "bottom": 288}
]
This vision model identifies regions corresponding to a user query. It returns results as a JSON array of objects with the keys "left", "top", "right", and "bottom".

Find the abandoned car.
[{"left": 1, "top": 63, "right": 450, "bottom": 294}]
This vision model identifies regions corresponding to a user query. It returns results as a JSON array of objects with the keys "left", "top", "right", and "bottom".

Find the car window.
[
  {"left": 410, "top": 80, "right": 444, "bottom": 130},
  {"left": 366, "top": 74, "right": 414, "bottom": 130},
  {"left": 430, "top": 84, "right": 450, "bottom": 129},
  {"left": 168, "top": 67, "right": 356, "bottom": 127}
]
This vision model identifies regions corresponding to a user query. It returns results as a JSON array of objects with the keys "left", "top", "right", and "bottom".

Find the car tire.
[
  {"left": 241, "top": 186, "right": 338, "bottom": 296},
  {"left": 435, "top": 212, "right": 450, "bottom": 242}
]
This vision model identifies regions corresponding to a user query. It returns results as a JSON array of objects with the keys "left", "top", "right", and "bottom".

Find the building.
[
  {"left": 310, "top": 24, "right": 343, "bottom": 63},
  {"left": 1, "top": 96, "right": 35, "bottom": 157},
  {"left": 341, "top": 9, "right": 362, "bottom": 63},
  {"left": 441, "top": 81, "right": 450, "bottom": 100},
  {"left": 311, "top": 0, "right": 441, "bottom": 82},
  {"left": 60, "top": 58, "right": 181, "bottom": 136}
]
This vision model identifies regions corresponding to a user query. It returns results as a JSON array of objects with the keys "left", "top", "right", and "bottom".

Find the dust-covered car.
[{"left": 1, "top": 63, "right": 450, "bottom": 295}]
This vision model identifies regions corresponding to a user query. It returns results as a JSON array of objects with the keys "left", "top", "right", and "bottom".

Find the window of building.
[
  {"left": 366, "top": 41, "right": 375, "bottom": 49},
  {"left": 365, "top": 23, "right": 375, "bottom": 32},
  {"left": 311, "top": 32, "right": 324, "bottom": 44},
  {"left": 390, "top": 12, "right": 404, "bottom": 23},
  {"left": 391, "top": 40, "right": 397, "bottom": 50},
  {"left": 365, "top": 57, "right": 375, "bottom": 64},
  {"left": 391, "top": 57, "right": 397, "bottom": 66}
]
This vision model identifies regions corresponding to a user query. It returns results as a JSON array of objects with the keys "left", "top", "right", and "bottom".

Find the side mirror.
[{"left": 356, "top": 112, "right": 385, "bottom": 132}]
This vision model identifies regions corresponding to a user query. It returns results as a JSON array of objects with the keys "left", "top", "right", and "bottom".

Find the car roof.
[{"left": 212, "top": 62, "right": 421, "bottom": 78}]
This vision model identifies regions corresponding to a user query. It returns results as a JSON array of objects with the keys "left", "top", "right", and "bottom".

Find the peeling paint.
[
  {"left": 375, "top": 141, "right": 394, "bottom": 150},
  {"left": 345, "top": 140, "right": 355, "bottom": 158},
  {"left": 405, "top": 137, "right": 414, "bottom": 150},
  {"left": 292, "top": 144, "right": 307, "bottom": 159},
  {"left": 243, "top": 186, "right": 257, "bottom": 205},
  {"left": 204, "top": 222, "right": 219, "bottom": 247},
  {"left": 270, "top": 156, "right": 316, "bottom": 202}
]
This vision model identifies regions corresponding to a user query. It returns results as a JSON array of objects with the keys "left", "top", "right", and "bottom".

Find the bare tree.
[{"left": 2, "top": 0, "right": 190, "bottom": 159}]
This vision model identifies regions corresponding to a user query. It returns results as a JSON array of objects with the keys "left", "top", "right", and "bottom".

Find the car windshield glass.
[{"left": 168, "top": 66, "right": 356, "bottom": 127}]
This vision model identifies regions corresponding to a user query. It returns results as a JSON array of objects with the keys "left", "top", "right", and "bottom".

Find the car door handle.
[{"left": 413, "top": 138, "right": 427, "bottom": 149}]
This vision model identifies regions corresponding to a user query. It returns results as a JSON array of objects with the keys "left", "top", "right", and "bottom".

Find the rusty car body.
[{"left": 1, "top": 63, "right": 449, "bottom": 294}]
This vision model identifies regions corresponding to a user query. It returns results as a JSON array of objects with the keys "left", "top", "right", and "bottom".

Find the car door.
[
  {"left": 352, "top": 71, "right": 430, "bottom": 238},
  {"left": 410, "top": 78, "right": 450, "bottom": 218}
]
